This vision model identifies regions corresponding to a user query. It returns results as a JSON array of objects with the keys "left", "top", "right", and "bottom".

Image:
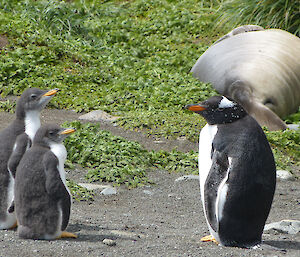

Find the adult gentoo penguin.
[
  {"left": 186, "top": 95, "right": 276, "bottom": 248},
  {"left": 14, "top": 124, "right": 77, "bottom": 240},
  {"left": 0, "top": 87, "right": 58, "bottom": 230},
  {"left": 191, "top": 26, "right": 300, "bottom": 131}
]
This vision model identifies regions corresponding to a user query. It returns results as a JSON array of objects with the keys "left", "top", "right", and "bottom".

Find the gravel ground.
[{"left": 0, "top": 108, "right": 299, "bottom": 257}]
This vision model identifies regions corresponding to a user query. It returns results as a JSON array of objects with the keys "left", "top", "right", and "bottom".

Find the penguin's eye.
[
  {"left": 30, "top": 94, "right": 37, "bottom": 100},
  {"left": 49, "top": 131, "right": 54, "bottom": 136}
]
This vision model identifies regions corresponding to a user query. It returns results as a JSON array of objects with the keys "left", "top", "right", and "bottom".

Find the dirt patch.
[
  {"left": 0, "top": 34, "right": 9, "bottom": 48},
  {"left": 0, "top": 108, "right": 299, "bottom": 257}
]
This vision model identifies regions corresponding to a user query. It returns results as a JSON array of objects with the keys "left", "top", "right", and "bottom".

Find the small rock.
[
  {"left": 100, "top": 187, "right": 117, "bottom": 195},
  {"left": 175, "top": 175, "right": 199, "bottom": 182},
  {"left": 143, "top": 190, "right": 153, "bottom": 195},
  {"left": 79, "top": 110, "right": 119, "bottom": 122},
  {"left": 264, "top": 220, "right": 300, "bottom": 235},
  {"left": 110, "top": 230, "right": 145, "bottom": 240},
  {"left": 153, "top": 140, "right": 166, "bottom": 144},
  {"left": 102, "top": 238, "right": 116, "bottom": 246},
  {"left": 276, "top": 170, "right": 295, "bottom": 181},
  {"left": 78, "top": 183, "right": 112, "bottom": 191},
  {"left": 287, "top": 124, "right": 299, "bottom": 130}
]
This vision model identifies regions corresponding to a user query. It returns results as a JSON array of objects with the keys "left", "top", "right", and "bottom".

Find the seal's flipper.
[
  {"left": 227, "top": 81, "right": 287, "bottom": 131},
  {"left": 248, "top": 102, "right": 287, "bottom": 131}
]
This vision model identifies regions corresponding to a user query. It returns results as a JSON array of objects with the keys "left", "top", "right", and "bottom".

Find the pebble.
[
  {"left": 78, "top": 183, "right": 112, "bottom": 191},
  {"left": 175, "top": 175, "right": 199, "bottom": 182},
  {"left": 102, "top": 239, "right": 116, "bottom": 246},
  {"left": 276, "top": 170, "right": 295, "bottom": 181},
  {"left": 287, "top": 124, "right": 299, "bottom": 130},
  {"left": 100, "top": 187, "right": 117, "bottom": 195},
  {"left": 143, "top": 190, "right": 154, "bottom": 195},
  {"left": 110, "top": 230, "right": 145, "bottom": 240},
  {"left": 264, "top": 220, "right": 300, "bottom": 235},
  {"left": 153, "top": 140, "right": 166, "bottom": 144},
  {"left": 78, "top": 110, "right": 119, "bottom": 122}
]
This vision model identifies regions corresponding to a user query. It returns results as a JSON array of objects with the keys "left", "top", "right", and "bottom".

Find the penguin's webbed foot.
[
  {"left": 201, "top": 235, "right": 218, "bottom": 245},
  {"left": 57, "top": 231, "right": 77, "bottom": 239},
  {"left": 9, "top": 221, "right": 18, "bottom": 230}
]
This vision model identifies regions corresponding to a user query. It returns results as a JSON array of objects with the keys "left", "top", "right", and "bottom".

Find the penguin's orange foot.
[
  {"left": 9, "top": 221, "right": 18, "bottom": 230},
  {"left": 57, "top": 231, "right": 77, "bottom": 239},
  {"left": 201, "top": 235, "right": 218, "bottom": 244}
]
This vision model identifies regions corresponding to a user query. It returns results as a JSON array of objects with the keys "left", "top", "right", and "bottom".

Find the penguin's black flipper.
[
  {"left": 204, "top": 149, "right": 229, "bottom": 233},
  {"left": 43, "top": 151, "right": 71, "bottom": 231},
  {"left": 7, "top": 133, "right": 31, "bottom": 178},
  {"left": 7, "top": 201, "right": 14, "bottom": 213}
]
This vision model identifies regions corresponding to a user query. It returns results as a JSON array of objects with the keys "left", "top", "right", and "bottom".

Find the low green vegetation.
[
  {"left": 67, "top": 179, "right": 95, "bottom": 201},
  {"left": 0, "top": 100, "right": 15, "bottom": 113},
  {"left": 117, "top": 109, "right": 207, "bottom": 141},
  {"left": 64, "top": 121, "right": 198, "bottom": 188},
  {"left": 265, "top": 128, "right": 300, "bottom": 174}
]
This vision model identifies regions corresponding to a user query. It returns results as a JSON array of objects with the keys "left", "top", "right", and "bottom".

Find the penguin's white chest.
[
  {"left": 25, "top": 111, "right": 41, "bottom": 141},
  {"left": 198, "top": 124, "right": 233, "bottom": 241},
  {"left": 198, "top": 124, "right": 218, "bottom": 203},
  {"left": 49, "top": 142, "right": 69, "bottom": 194}
]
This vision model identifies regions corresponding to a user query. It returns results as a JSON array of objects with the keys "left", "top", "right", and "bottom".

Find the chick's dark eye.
[
  {"left": 30, "top": 94, "right": 37, "bottom": 100},
  {"left": 49, "top": 131, "right": 54, "bottom": 136}
]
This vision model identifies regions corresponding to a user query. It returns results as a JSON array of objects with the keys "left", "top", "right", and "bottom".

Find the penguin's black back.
[{"left": 207, "top": 115, "right": 276, "bottom": 247}]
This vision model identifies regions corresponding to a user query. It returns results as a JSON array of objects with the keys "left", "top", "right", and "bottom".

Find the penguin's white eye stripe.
[{"left": 219, "top": 97, "right": 235, "bottom": 108}]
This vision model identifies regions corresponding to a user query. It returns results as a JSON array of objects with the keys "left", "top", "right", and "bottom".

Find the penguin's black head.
[
  {"left": 185, "top": 95, "right": 247, "bottom": 125},
  {"left": 16, "top": 88, "right": 58, "bottom": 119},
  {"left": 33, "top": 124, "right": 76, "bottom": 146}
]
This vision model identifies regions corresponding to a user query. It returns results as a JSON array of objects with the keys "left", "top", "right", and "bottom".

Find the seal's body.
[{"left": 191, "top": 26, "right": 300, "bottom": 130}]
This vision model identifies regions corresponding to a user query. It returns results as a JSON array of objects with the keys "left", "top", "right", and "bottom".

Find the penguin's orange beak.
[
  {"left": 186, "top": 104, "right": 206, "bottom": 112},
  {"left": 43, "top": 88, "right": 59, "bottom": 97},
  {"left": 60, "top": 128, "right": 76, "bottom": 135}
]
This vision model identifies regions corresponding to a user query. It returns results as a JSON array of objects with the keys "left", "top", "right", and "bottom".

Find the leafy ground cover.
[
  {"left": 64, "top": 121, "right": 198, "bottom": 188},
  {"left": 0, "top": 0, "right": 299, "bottom": 195}
]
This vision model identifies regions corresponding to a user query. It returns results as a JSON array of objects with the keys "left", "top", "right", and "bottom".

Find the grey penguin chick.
[
  {"left": 14, "top": 124, "right": 77, "bottom": 240},
  {"left": 186, "top": 96, "right": 276, "bottom": 248},
  {"left": 0, "top": 88, "right": 58, "bottom": 229}
]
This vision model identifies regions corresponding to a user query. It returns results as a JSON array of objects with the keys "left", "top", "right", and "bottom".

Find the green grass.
[{"left": 218, "top": 0, "right": 300, "bottom": 36}]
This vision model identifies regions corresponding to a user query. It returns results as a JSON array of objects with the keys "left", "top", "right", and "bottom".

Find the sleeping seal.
[{"left": 191, "top": 26, "right": 300, "bottom": 130}]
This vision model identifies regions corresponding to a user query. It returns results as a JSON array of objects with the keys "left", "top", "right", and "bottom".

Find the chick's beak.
[
  {"left": 60, "top": 128, "right": 76, "bottom": 135},
  {"left": 43, "top": 88, "right": 59, "bottom": 97}
]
